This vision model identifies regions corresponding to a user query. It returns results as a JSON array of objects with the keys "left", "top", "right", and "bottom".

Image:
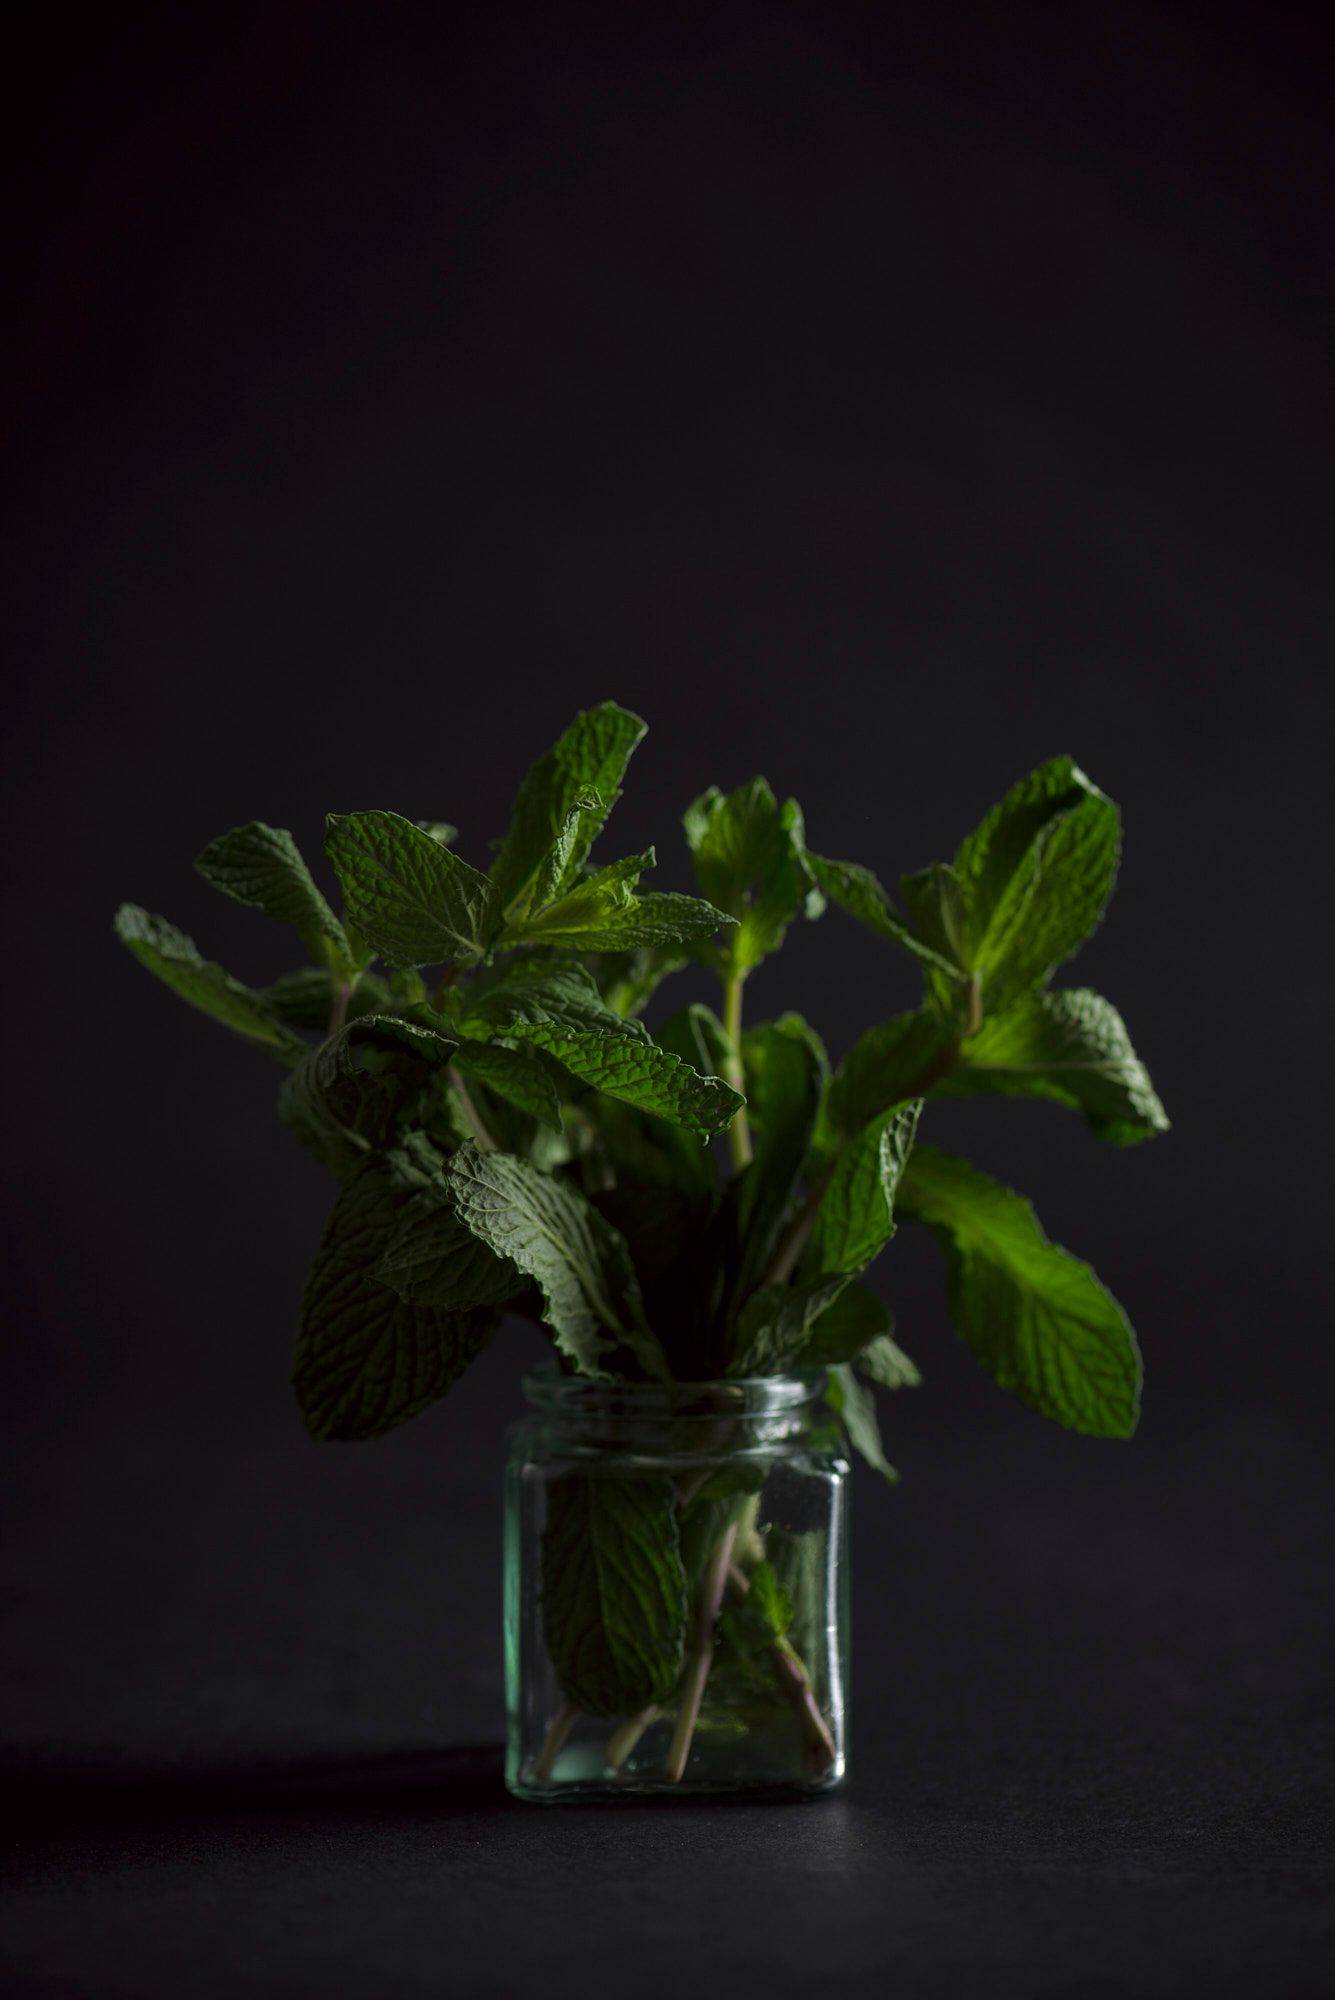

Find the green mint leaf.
[
  {"left": 898, "top": 861, "right": 971, "bottom": 1012},
  {"left": 505, "top": 791, "right": 604, "bottom": 925},
  {"left": 953, "top": 756, "right": 1120, "bottom": 1008},
  {"left": 732, "top": 1018, "right": 826, "bottom": 1301},
  {"left": 540, "top": 1472, "right": 687, "bottom": 1716},
  {"left": 858, "top": 1332, "right": 922, "bottom": 1389},
  {"left": 899, "top": 1146, "right": 1142, "bottom": 1437},
  {"left": 727, "top": 1274, "right": 849, "bottom": 1377},
  {"left": 416, "top": 821, "right": 457, "bottom": 846},
  {"left": 806, "top": 852, "right": 965, "bottom": 982},
  {"left": 463, "top": 962, "right": 742, "bottom": 1137},
  {"left": 257, "top": 967, "right": 392, "bottom": 1032},
  {"left": 195, "top": 821, "right": 354, "bottom": 976},
  {"left": 279, "top": 1014, "right": 458, "bottom": 1175},
  {"left": 452, "top": 1038, "right": 564, "bottom": 1131},
  {"left": 718, "top": 1559, "right": 794, "bottom": 1657},
  {"left": 489, "top": 702, "right": 648, "bottom": 912},
  {"left": 941, "top": 989, "right": 1169, "bottom": 1144},
  {"left": 805, "top": 1100, "right": 921, "bottom": 1278},
  {"left": 683, "top": 778, "right": 822, "bottom": 974},
  {"left": 799, "top": 1281, "right": 891, "bottom": 1364},
  {"left": 444, "top": 1143, "right": 665, "bottom": 1379},
  {"left": 817, "top": 1011, "right": 947, "bottom": 1157},
  {"left": 292, "top": 1158, "right": 495, "bottom": 1439},
  {"left": 509, "top": 889, "right": 736, "bottom": 954},
  {"left": 114, "top": 904, "right": 303, "bottom": 1059},
  {"left": 325, "top": 810, "right": 500, "bottom": 968},
  {"left": 825, "top": 1364, "right": 898, "bottom": 1482},
  {"left": 377, "top": 1188, "right": 522, "bottom": 1310}
]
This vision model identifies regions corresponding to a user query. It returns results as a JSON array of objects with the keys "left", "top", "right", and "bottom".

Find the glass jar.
[{"left": 504, "top": 1370, "right": 849, "bottom": 1801}]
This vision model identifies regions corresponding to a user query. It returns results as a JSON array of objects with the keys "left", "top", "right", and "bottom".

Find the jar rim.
[{"left": 521, "top": 1364, "right": 828, "bottom": 1419}]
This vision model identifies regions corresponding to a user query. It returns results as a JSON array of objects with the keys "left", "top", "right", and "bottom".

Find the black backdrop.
[{"left": 4, "top": 6, "right": 1333, "bottom": 1995}]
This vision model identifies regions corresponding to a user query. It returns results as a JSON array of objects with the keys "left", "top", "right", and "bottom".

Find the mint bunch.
[
  {"left": 116, "top": 704, "right": 1167, "bottom": 1771},
  {"left": 116, "top": 707, "right": 1166, "bottom": 1455}
]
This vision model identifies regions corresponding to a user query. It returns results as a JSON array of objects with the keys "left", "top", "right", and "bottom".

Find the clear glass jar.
[{"left": 504, "top": 1370, "right": 849, "bottom": 1801}]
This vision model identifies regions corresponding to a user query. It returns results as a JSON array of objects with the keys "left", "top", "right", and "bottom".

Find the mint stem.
[
  {"left": 665, "top": 1521, "right": 738, "bottom": 1782},
  {"left": 606, "top": 1704, "right": 660, "bottom": 1772},
  {"left": 447, "top": 1067, "right": 499, "bottom": 1152},
  {"left": 725, "top": 1560, "right": 836, "bottom": 1771},
  {"left": 721, "top": 972, "right": 752, "bottom": 1171},
  {"left": 533, "top": 1700, "right": 580, "bottom": 1781}
]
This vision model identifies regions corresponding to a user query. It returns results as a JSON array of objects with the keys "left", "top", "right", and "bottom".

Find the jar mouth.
[{"left": 521, "top": 1364, "right": 828, "bottom": 1420}]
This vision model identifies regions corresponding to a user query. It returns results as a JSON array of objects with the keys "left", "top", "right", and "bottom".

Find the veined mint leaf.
[
  {"left": 279, "top": 1014, "right": 458, "bottom": 1175},
  {"left": 463, "top": 962, "right": 742, "bottom": 1137},
  {"left": 858, "top": 1332, "right": 922, "bottom": 1388},
  {"left": 509, "top": 889, "right": 735, "bottom": 954},
  {"left": 898, "top": 862, "right": 971, "bottom": 1011},
  {"left": 817, "top": 1012, "right": 946, "bottom": 1157},
  {"left": 504, "top": 791, "right": 603, "bottom": 926},
  {"left": 807, "top": 853, "right": 965, "bottom": 983},
  {"left": 195, "top": 822, "right": 354, "bottom": 976},
  {"left": 489, "top": 702, "right": 647, "bottom": 912},
  {"left": 540, "top": 1472, "right": 687, "bottom": 1716},
  {"left": 826, "top": 1364, "right": 898, "bottom": 1482},
  {"left": 953, "top": 756, "right": 1120, "bottom": 1008},
  {"left": 899, "top": 1146, "right": 1142, "bottom": 1437},
  {"left": 800, "top": 1281, "right": 891, "bottom": 1364},
  {"left": 114, "top": 904, "right": 303, "bottom": 1059},
  {"left": 325, "top": 810, "right": 500, "bottom": 968},
  {"left": 727, "top": 1274, "right": 849, "bottom": 1377},
  {"left": 683, "top": 778, "right": 822, "bottom": 974},
  {"left": 444, "top": 1143, "right": 665, "bottom": 1378},
  {"left": 257, "top": 967, "right": 391, "bottom": 1032},
  {"left": 453, "top": 1038, "right": 564, "bottom": 1130},
  {"left": 941, "top": 989, "right": 1168, "bottom": 1144},
  {"left": 805, "top": 1100, "right": 921, "bottom": 1278},
  {"left": 377, "top": 1188, "right": 521, "bottom": 1309},
  {"left": 293, "top": 1158, "right": 495, "bottom": 1440}
]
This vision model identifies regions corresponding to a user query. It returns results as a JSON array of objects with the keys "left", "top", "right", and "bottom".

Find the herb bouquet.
[{"left": 116, "top": 702, "right": 1167, "bottom": 1797}]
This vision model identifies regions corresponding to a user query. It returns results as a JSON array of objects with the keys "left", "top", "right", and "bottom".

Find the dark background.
[{"left": 4, "top": 3, "right": 1332, "bottom": 1994}]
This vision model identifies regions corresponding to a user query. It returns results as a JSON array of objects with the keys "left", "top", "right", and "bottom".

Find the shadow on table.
[{"left": 5, "top": 1743, "right": 514, "bottom": 1856}]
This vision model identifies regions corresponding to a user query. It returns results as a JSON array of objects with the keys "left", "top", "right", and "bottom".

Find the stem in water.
[{"left": 665, "top": 1522, "right": 738, "bottom": 1782}]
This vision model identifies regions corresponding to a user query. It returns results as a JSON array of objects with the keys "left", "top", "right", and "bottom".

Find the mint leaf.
[
  {"left": 727, "top": 1275, "right": 849, "bottom": 1377},
  {"left": 511, "top": 889, "right": 735, "bottom": 954},
  {"left": 805, "top": 1100, "right": 921, "bottom": 1277},
  {"left": 325, "top": 810, "right": 500, "bottom": 968},
  {"left": 732, "top": 1018, "right": 826, "bottom": 1300},
  {"left": 825, "top": 1364, "right": 898, "bottom": 1482},
  {"left": 807, "top": 852, "right": 965, "bottom": 982},
  {"left": 800, "top": 1281, "right": 891, "bottom": 1364},
  {"left": 719, "top": 1559, "right": 794, "bottom": 1657},
  {"left": 540, "top": 1472, "right": 687, "bottom": 1715},
  {"left": 899, "top": 1146, "right": 1141, "bottom": 1437},
  {"left": 953, "top": 757, "right": 1120, "bottom": 1008},
  {"left": 195, "top": 822, "right": 354, "bottom": 975},
  {"left": 114, "top": 904, "right": 303, "bottom": 1059},
  {"left": 416, "top": 821, "right": 458, "bottom": 847},
  {"left": 504, "top": 791, "right": 604, "bottom": 926},
  {"left": 490, "top": 702, "right": 647, "bottom": 912},
  {"left": 279, "top": 1014, "right": 457, "bottom": 1175},
  {"left": 942, "top": 989, "right": 1168, "bottom": 1144},
  {"left": 293, "top": 1158, "right": 495, "bottom": 1439},
  {"left": 453, "top": 1038, "right": 564, "bottom": 1130},
  {"left": 377, "top": 1189, "right": 521, "bottom": 1309},
  {"left": 818, "top": 1012, "right": 946, "bottom": 1156},
  {"left": 463, "top": 962, "right": 742, "bottom": 1137},
  {"left": 683, "top": 778, "right": 822, "bottom": 974},
  {"left": 257, "top": 967, "right": 391, "bottom": 1031},
  {"left": 444, "top": 1143, "right": 665, "bottom": 1378},
  {"left": 858, "top": 1332, "right": 922, "bottom": 1388}
]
